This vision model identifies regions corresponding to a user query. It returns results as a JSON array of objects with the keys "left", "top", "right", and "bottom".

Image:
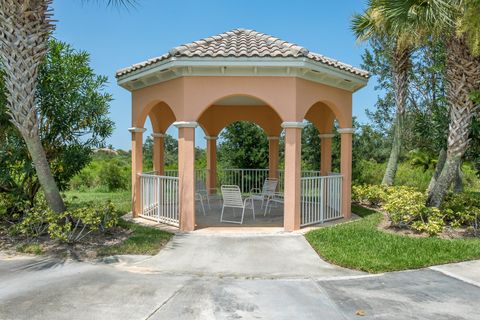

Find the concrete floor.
[{"left": 195, "top": 196, "right": 284, "bottom": 228}]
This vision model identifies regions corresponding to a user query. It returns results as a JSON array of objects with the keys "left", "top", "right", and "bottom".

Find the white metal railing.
[
  {"left": 300, "top": 175, "right": 342, "bottom": 227},
  {"left": 139, "top": 173, "right": 179, "bottom": 226},
  {"left": 218, "top": 169, "right": 271, "bottom": 193}
]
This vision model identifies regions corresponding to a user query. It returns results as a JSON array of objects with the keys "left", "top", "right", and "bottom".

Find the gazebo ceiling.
[{"left": 116, "top": 28, "right": 369, "bottom": 92}]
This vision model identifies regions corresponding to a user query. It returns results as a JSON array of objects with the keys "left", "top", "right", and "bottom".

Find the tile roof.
[{"left": 116, "top": 28, "right": 369, "bottom": 78}]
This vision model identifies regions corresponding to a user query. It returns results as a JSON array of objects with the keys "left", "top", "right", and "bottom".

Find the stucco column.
[
  {"left": 267, "top": 136, "right": 279, "bottom": 179},
  {"left": 205, "top": 136, "right": 217, "bottom": 194},
  {"left": 175, "top": 121, "right": 197, "bottom": 231},
  {"left": 319, "top": 133, "right": 334, "bottom": 176},
  {"left": 152, "top": 133, "right": 165, "bottom": 175},
  {"left": 339, "top": 128, "right": 354, "bottom": 219},
  {"left": 282, "top": 122, "right": 305, "bottom": 231},
  {"left": 129, "top": 127, "right": 146, "bottom": 218}
]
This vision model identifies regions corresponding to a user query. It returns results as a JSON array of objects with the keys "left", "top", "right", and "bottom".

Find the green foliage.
[
  {"left": 305, "top": 204, "right": 480, "bottom": 273},
  {"left": 70, "top": 151, "right": 131, "bottom": 192},
  {"left": 48, "top": 201, "right": 119, "bottom": 244},
  {"left": 352, "top": 184, "right": 389, "bottom": 207},
  {"left": 442, "top": 192, "right": 480, "bottom": 235},
  {"left": 0, "top": 39, "right": 113, "bottom": 212},
  {"left": 99, "top": 159, "right": 129, "bottom": 191},
  {"left": 218, "top": 121, "right": 269, "bottom": 169},
  {"left": 12, "top": 199, "right": 56, "bottom": 238},
  {"left": 12, "top": 196, "right": 120, "bottom": 244},
  {"left": 352, "top": 184, "right": 480, "bottom": 236}
]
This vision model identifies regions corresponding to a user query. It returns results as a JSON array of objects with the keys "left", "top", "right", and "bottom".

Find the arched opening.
[
  {"left": 297, "top": 101, "right": 344, "bottom": 226},
  {"left": 193, "top": 96, "right": 285, "bottom": 228}
]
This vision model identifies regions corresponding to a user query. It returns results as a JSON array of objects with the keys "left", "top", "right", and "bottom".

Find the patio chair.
[
  {"left": 264, "top": 192, "right": 284, "bottom": 216},
  {"left": 195, "top": 180, "right": 211, "bottom": 209},
  {"left": 220, "top": 185, "right": 255, "bottom": 224},
  {"left": 195, "top": 193, "right": 206, "bottom": 216},
  {"left": 249, "top": 178, "right": 278, "bottom": 209}
]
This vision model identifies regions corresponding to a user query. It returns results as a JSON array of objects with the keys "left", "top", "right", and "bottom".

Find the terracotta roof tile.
[{"left": 116, "top": 28, "right": 369, "bottom": 78}]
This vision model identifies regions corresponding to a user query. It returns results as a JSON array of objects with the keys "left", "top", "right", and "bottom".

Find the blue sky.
[{"left": 52, "top": 0, "right": 375, "bottom": 150}]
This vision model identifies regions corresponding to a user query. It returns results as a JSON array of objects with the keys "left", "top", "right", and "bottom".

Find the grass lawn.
[
  {"left": 65, "top": 190, "right": 131, "bottom": 213},
  {"left": 305, "top": 204, "right": 480, "bottom": 273},
  {"left": 97, "top": 220, "right": 173, "bottom": 256},
  {"left": 64, "top": 190, "right": 173, "bottom": 256}
]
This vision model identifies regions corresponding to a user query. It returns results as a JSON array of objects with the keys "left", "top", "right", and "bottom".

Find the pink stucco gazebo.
[{"left": 116, "top": 29, "right": 369, "bottom": 232}]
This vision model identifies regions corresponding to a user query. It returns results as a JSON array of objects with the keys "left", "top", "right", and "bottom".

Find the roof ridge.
[
  {"left": 245, "top": 29, "right": 309, "bottom": 56},
  {"left": 169, "top": 28, "right": 310, "bottom": 57}
]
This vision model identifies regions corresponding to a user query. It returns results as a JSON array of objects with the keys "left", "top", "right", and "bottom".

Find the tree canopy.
[{"left": 0, "top": 39, "right": 113, "bottom": 209}]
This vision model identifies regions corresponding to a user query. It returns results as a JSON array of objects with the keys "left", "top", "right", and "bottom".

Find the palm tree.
[
  {"left": 352, "top": 0, "right": 415, "bottom": 186},
  {"left": 382, "top": 0, "right": 480, "bottom": 207},
  {"left": 0, "top": 0, "right": 135, "bottom": 213}
]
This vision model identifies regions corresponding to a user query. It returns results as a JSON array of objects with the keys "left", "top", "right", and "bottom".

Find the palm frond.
[{"left": 81, "top": 0, "right": 138, "bottom": 8}]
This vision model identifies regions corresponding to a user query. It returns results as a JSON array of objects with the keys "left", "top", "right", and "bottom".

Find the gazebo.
[{"left": 116, "top": 29, "right": 369, "bottom": 232}]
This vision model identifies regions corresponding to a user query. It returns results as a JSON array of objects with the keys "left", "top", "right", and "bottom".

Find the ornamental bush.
[
  {"left": 12, "top": 198, "right": 120, "bottom": 244},
  {"left": 352, "top": 184, "right": 389, "bottom": 207},
  {"left": 353, "top": 183, "right": 480, "bottom": 236},
  {"left": 48, "top": 201, "right": 120, "bottom": 244},
  {"left": 382, "top": 187, "right": 426, "bottom": 228},
  {"left": 442, "top": 193, "right": 480, "bottom": 236}
]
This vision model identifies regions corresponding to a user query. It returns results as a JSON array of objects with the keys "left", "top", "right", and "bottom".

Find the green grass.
[
  {"left": 65, "top": 190, "right": 131, "bottom": 213},
  {"left": 97, "top": 220, "right": 173, "bottom": 256},
  {"left": 305, "top": 204, "right": 480, "bottom": 273},
  {"left": 16, "top": 243, "right": 44, "bottom": 255}
]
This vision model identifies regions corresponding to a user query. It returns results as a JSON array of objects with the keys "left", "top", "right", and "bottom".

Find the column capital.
[
  {"left": 267, "top": 136, "right": 279, "bottom": 141},
  {"left": 318, "top": 133, "right": 335, "bottom": 139},
  {"left": 337, "top": 128, "right": 355, "bottom": 134},
  {"left": 281, "top": 121, "right": 306, "bottom": 129},
  {"left": 128, "top": 127, "right": 146, "bottom": 133},
  {"left": 151, "top": 132, "right": 165, "bottom": 138},
  {"left": 173, "top": 121, "right": 198, "bottom": 128},
  {"left": 204, "top": 136, "right": 218, "bottom": 140}
]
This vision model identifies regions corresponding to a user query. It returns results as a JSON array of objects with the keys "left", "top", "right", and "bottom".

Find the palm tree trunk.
[
  {"left": 0, "top": 0, "right": 65, "bottom": 212},
  {"left": 427, "top": 36, "right": 480, "bottom": 207},
  {"left": 427, "top": 148, "right": 446, "bottom": 194},
  {"left": 24, "top": 131, "right": 65, "bottom": 212},
  {"left": 382, "top": 46, "right": 410, "bottom": 186},
  {"left": 453, "top": 162, "right": 463, "bottom": 193}
]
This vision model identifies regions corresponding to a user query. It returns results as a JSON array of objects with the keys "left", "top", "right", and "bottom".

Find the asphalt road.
[{"left": 1, "top": 233, "right": 479, "bottom": 320}]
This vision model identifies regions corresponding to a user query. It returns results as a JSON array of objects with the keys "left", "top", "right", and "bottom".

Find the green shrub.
[
  {"left": 48, "top": 201, "right": 120, "bottom": 244},
  {"left": 352, "top": 184, "right": 389, "bottom": 207},
  {"left": 99, "top": 160, "right": 129, "bottom": 191},
  {"left": 353, "top": 160, "right": 385, "bottom": 185},
  {"left": 353, "top": 184, "right": 480, "bottom": 236},
  {"left": 12, "top": 200, "right": 56, "bottom": 238},
  {"left": 383, "top": 186, "right": 427, "bottom": 228},
  {"left": 12, "top": 198, "right": 120, "bottom": 244},
  {"left": 442, "top": 192, "right": 480, "bottom": 236}
]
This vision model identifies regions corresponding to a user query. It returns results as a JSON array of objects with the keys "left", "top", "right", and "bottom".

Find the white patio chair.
[
  {"left": 195, "top": 193, "right": 206, "bottom": 216},
  {"left": 264, "top": 192, "right": 284, "bottom": 216},
  {"left": 249, "top": 178, "right": 278, "bottom": 209},
  {"left": 195, "top": 180, "right": 211, "bottom": 209},
  {"left": 220, "top": 185, "right": 255, "bottom": 224}
]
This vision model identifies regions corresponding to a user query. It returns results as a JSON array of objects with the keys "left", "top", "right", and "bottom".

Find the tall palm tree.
[
  {"left": 352, "top": 0, "right": 415, "bottom": 186},
  {"left": 0, "top": 0, "right": 135, "bottom": 213},
  {"left": 382, "top": 0, "right": 480, "bottom": 207},
  {"left": 0, "top": 0, "right": 65, "bottom": 212}
]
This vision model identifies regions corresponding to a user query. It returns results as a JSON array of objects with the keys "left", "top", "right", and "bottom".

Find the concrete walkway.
[
  {"left": 124, "top": 233, "right": 363, "bottom": 278},
  {"left": 1, "top": 233, "right": 480, "bottom": 319}
]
